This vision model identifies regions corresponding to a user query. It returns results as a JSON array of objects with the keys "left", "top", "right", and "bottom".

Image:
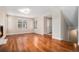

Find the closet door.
[
  {"left": 17, "top": 18, "right": 23, "bottom": 33},
  {"left": 27, "top": 19, "right": 33, "bottom": 33},
  {"left": 22, "top": 19, "right": 27, "bottom": 32},
  {"left": 7, "top": 15, "right": 18, "bottom": 35},
  {"left": 17, "top": 18, "right": 34, "bottom": 33}
]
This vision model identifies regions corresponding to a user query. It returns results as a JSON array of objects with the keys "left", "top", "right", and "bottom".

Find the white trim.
[
  {"left": 6, "top": 32, "right": 44, "bottom": 36},
  {"left": 52, "top": 36, "right": 63, "bottom": 40}
]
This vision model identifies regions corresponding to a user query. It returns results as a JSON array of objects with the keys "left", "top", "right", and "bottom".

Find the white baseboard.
[{"left": 6, "top": 32, "right": 45, "bottom": 35}]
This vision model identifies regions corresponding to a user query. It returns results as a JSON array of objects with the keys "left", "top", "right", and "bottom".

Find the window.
[
  {"left": 33, "top": 20, "right": 37, "bottom": 29},
  {"left": 23, "top": 20, "right": 27, "bottom": 29},
  {"left": 18, "top": 20, "right": 22, "bottom": 28},
  {"left": 18, "top": 18, "right": 27, "bottom": 29}
]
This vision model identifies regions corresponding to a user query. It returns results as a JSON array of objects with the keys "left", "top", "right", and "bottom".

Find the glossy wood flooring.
[{"left": 0, "top": 33, "right": 79, "bottom": 52}]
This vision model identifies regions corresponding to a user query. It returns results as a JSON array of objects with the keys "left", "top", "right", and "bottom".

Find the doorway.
[{"left": 44, "top": 16, "right": 52, "bottom": 35}]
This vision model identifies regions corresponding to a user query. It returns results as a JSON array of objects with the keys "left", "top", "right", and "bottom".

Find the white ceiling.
[
  {"left": 60, "top": 6, "right": 78, "bottom": 29},
  {"left": 3, "top": 6, "right": 52, "bottom": 17}
]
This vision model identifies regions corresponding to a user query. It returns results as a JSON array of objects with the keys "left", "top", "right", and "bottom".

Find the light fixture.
[{"left": 18, "top": 8, "right": 30, "bottom": 14}]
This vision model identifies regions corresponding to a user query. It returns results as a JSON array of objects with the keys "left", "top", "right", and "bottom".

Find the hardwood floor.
[{"left": 0, "top": 33, "right": 78, "bottom": 52}]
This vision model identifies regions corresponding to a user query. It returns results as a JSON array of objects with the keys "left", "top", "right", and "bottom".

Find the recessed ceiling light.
[{"left": 18, "top": 8, "right": 30, "bottom": 14}]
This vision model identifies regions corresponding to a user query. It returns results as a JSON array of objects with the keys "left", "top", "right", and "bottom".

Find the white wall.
[
  {"left": 61, "top": 13, "right": 69, "bottom": 41},
  {"left": 34, "top": 16, "right": 44, "bottom": 35},
  {"left": 7, "top": 15, "right": 34, "bottom": 35},
  {"left": 51, "top": 7, "right": 78, "bottom": 41},
  {"left": 0, "top": 9, "right": 7, "bottom": 38},
  {"left": 6, "top": 15, "right": 45, "bottom": 35},
  {"left": 52, "top": 8, "right": 63, "bottom": 40},
  {"left": 7, "top": 15, "right": 18, "bottom": 35}
]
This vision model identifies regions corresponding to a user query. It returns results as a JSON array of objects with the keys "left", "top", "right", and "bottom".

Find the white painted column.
[{"left": 0, "top": 9, "right": 8, "bottom": 45}]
